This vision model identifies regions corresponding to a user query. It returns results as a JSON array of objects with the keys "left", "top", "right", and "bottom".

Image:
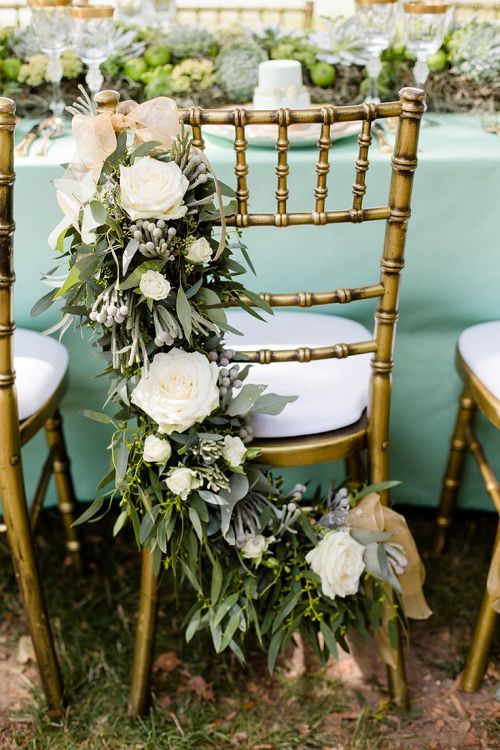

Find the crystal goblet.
[
  {"left": 28, "top": 0, "right": 71, "bottom": 120},
  {"left": 354, "top": 0, "right": 398, "bottom": 103},
  {"left": 146, "top": 0, "right": 176, "bottom": 30},
  {"left": 403, "top": 2, "right": 449, "bottom": 92},
  {"left": 69, "top": 5, "right": 115, "bottom": 99}
]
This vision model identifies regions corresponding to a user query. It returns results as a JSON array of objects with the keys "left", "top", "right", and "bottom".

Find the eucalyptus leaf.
[
  {"left": 90, "top": 200, "right": 107, "bottom": 225},
  {"left": 122, "top": 238, "right": 139, "bottom": 275},
  {"left": 31, "top": 289, "right": 57, "bottom": 318},
  {"left": 251, "top": 392, "right": 298, "bottom": 416},
  {"left": 73, "top": 496, "right": 104, "bottom": 526},
  {"left": 176, "top": 284, "right": 192, "bottom": 341},
  {"left": 356, "top": 481, "right": 401, "bottom": 501},
  {"left": 227, "top": 384, "right": 267, "bottom": 417}
]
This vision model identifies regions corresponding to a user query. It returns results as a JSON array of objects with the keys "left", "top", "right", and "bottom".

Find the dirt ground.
[{"left": 0, "top": 508, "right": 498, "bottom": 750}]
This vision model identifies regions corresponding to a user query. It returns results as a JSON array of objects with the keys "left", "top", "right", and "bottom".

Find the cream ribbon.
[{"left": 347, "top": 493, "right": 432, "bottom": 668}]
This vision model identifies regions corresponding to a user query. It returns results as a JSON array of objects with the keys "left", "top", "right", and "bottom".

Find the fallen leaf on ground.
[
  {"left": 185, "top": 674, "right": 215, "bottom": 701},
  {"left": 16, "top": 636, "right": 35, "bottom": 665},
  {"left": 152, "top": 651, "right": 180, "bottom": 673}
]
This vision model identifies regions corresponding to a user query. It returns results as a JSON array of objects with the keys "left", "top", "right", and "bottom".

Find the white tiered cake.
[{"left": 253, "top": 59, "right": 311, "bottom": 109}]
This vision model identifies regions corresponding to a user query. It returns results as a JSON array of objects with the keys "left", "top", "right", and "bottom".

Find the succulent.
[
  {"left": 216, "top": 40, "right": 267, "bottom": 102},
  {"left": 270, "top": 33, "right": 318, "bottom": 72},
  {"left": 310, "top": 15, "right": 368, "bottom": 67},
  {"left": 166, "top": 24, "right": 218, "bottom": 60},
  {"left": 17, "top": 51, "right": 83, "bottom": 88},
  {"left": 447, "top": 21, "right": 500, "bottom": 84},
  {"left": 142, "top": 64, "right": 173, "bottom": 99},
  {"left": 171, "top": 58, "right": 216, "bottom": 95}
]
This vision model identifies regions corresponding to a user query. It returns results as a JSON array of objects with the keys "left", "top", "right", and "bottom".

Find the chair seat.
[
  {"left": 458, "top": 321, "right": 500, "bottom": 401},
  {"left": 14, "top": 329, "right": 69, "bottom": 421},
  {"left": 225, "top": 310, "right": 372, "bottom": 438}
]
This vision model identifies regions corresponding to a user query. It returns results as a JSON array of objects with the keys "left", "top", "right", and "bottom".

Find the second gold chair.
[{"left": 0, "top": 96, "right": 82, "bottom": 716}]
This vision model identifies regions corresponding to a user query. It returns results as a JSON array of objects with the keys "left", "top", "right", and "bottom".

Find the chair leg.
[
  {"left": 128, "top": 547, "right": 159, "bottom": 717},
  {"left": 344, "top": 451, "right": 367, "bottom": 492},
  {"left": 1, "top": 455, "right": 64, "bottom": 716},
  {"left": 460, "top": 588, "right": 498, "bottom": 692},
  {"left": 44, "top": 410, "right": 84, "bottom": 574},
  {"left": 368, "top": 419, "right": 409, "bottom": 709},
  {"left": 434, "top": 390, "right": 476, "bottom": 556}
]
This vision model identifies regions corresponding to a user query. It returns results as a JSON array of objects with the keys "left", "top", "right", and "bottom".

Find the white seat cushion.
[
  {"left": 458, "top": 321, "right": 500, "bottom": 400},
  {"left": 14, "top": 329, "right": 69, "bottom": 421},
  {"left": 225, "top": 310, "right": 372, "bottom": 438}
]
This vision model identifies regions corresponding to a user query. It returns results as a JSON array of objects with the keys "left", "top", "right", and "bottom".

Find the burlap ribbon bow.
[{"left": 347, "top": 493, "right": 432, "bottom": 667}]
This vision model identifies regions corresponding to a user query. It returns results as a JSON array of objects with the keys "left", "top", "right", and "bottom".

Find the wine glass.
[
  {"left": 403, "top": 2, "right": 449, "bottom": 92},
  {"left": 115, "top": 0, "right": 143, "bottom": 26},
  {"left": 28, "top": 0, "right": 72, "bottom": 121},
  {"left": 146, "top": 0, "right": 177, "bottom": 29},
  {"left": 69, "top": 5, "right": 115, "bottom": 99},
  {"left": 354, "top": 0, "right": 398, "bottom": 103}
]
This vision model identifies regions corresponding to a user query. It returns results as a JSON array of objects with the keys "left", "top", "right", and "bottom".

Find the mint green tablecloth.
[{"left": 12, "top": 114, "right": 500, "bottom": 510}]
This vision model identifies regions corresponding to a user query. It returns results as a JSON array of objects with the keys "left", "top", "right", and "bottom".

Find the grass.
[{"left": 0, "top": 507, "right": 499, "bottom": 750}]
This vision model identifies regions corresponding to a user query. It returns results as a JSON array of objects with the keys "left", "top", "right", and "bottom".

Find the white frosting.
[{"left": 253, "top": 59, "right": 311, "bottom": 109}]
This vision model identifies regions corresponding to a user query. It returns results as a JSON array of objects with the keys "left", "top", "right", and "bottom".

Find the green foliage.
[
  {"left": 166, "top": 24, "right": 218, "bottom": 60},
  {"left": 447, "top": 20, "right": 500, "bottom": 83},
  {"left": 216, "top": 40, "right": 267, "bottom": 102},
  {"left": 270, "top": 35, "right": 318, "bottom": 72}
]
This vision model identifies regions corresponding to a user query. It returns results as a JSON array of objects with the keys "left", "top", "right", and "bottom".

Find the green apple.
[
  {"left": 427, "top": 49, "right": 447, "bottom": 72},
  {"left": 2, "top": 57, "right": 21, "bottom": 81},
  {"left": 144, "top": 45, "right": 171, "bottom": 68},
  {"left": 309, "top": 61, "right": 336, "bottom": 88},
  {"left": 123, "top": 56, "right": 148, "bottom": 82}
]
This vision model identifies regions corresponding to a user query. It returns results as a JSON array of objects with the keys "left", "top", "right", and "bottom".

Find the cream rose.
[
  {"left": 186, "top": 236, "right": 213, "bottom": 264},
  {"left": 222, "top": 435, "right": 246, "bottom": 468},
  {"left": 166, "top": 467, "right": 200, "bottom": 500},
  {"left": 241, "top": 534, "right": 274, "bottom": 565},
  {"left": 306, "top": 530, "right": 365, "bottom": 599},
  {"left": 139, "top": 270, "right": 171, "bottom": 300},
  {"left": 143, "top": 435, "right": 172, "bottom": 464},
  {"left": 131, "top": 349, "right": 219, "bottom": 434},
  {"left": 120, "top": 157, "right": 189, "bottom": 221}
]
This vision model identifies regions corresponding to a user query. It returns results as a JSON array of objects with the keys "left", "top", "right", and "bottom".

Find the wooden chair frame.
[
  {"left": 434, "top": 349, "right": 500, "bottom": 691},
  {"left": 0, "top": 97, "right": 82, "bottom": 716},
  {"left": 453, "top": 1, "right": 500, "bottom": 21},
  {"left": 177, "top": 1, "right": 315, "bottom": 29},
  {"left": 96, "top": 86, "right": 425, "bottom": 716}
]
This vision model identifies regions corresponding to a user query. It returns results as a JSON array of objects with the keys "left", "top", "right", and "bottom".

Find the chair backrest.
[
  {"left": 453, "top": 1, "right": 500, "bottom": 20},
  {"left": 177, "top": 1, "right": 314, "bottom": 30},
  {"left": 0, "top": 98, "right": 16, "bottom": 420},
  {"left": 179, "top": 89, "right": 424, "bottom": 370},
  {"left": 177, "top": 89, "right": 424, "bottom": 483}
]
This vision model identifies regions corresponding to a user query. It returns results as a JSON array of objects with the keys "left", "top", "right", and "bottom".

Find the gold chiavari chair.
[
  {"left": 177, "top": 1, "right": 315, "bottom": 29},
  {"left": 434, "top": 322, "right": 500, "bottom": 691},
  {"left": 0, "top": 2, "right": 26, "bottom": 27},
  {"left": 454, "top": 1, "right": 500, "bottom": 21},
  {"left": 102, "top": 85, "right": 426, "bottom": 716},
  {"left": 0, "top": 97, "right": 82, "bottom": 716}
]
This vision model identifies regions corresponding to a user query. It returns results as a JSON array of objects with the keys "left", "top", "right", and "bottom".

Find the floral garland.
[{"left": 39, "top": 89, "right": 431, "bottom": 668}]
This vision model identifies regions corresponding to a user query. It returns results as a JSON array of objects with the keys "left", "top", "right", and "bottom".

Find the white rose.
[
  {"left": 306, "top": 529, "right": 365, "bottom": 599},
  {"left": 166, "top": 467, "right": 200, "bottom": 500},
  {"left": 143, "top": 435, "right": 172, "bottom": 464},
  {"left": 186, "top": 237, "right": 213, "bottom": 264},
  {"left": 120, "top": 157, "right": 189, "bottom": 221},
  {"left": 241, "top": 534, "right": 274, "bottom": 564},
  {"left": 139, "top": 270, "right": 171, "bottom": 300},
  {"left": 222, "top": 435, "right": 247, "bottom": 467},
  {"left": 131, "top": 349, "right": 219, "bottom": 434}
]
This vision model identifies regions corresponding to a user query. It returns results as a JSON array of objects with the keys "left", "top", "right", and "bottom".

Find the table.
[{"left": 12, "top": 114, "right": 500, "bottom": 511}]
